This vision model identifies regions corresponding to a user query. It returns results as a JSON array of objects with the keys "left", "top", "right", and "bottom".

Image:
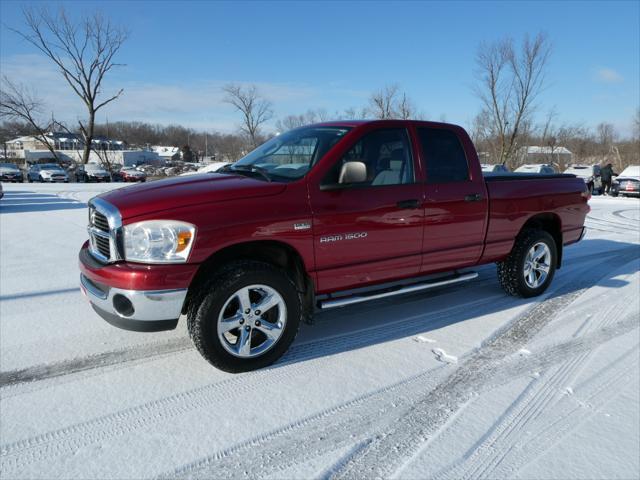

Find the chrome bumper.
[{"left": 80, "top": 273, "right": 187, "bottom": 332}]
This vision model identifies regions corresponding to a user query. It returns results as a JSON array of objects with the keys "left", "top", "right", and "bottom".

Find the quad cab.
[{"left": 79, "top": 120, "right": 590, "bottom": 372}]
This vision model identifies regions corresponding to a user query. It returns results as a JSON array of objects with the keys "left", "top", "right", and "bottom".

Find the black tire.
[
  {"left": 497, "top": 229, "right": 557, "bottom": 298},
  {"left": 38, "top": 175, "right": 43, "bottom": 183},
  {"left": 28, "top": 176, "right": 33, "bottom": 183},
  {"left": 187, "top": 260, "right": 302, "bottom": 373}
]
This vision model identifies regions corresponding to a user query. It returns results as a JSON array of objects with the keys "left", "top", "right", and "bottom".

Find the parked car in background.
[
  {"left": 27, "top": 163, "right": 68, "bottom": 183},
  {"left": 480, "top": 163, "right": 509, "bottom": 174},
  {"left": 0, "top": 162, "right": 24, "bottom": 183},
  {"left": 114, "top": 167, "right": 146, "bottom": 182},
  {"left": 563, "top": 164, "right": 602, "bottom": 194},
  {"left": 179, "top": 161, "right": 232, "bottom": 176},
  {"left": 76, "top": 163, "right": 112, "bottom": 183},
  {"left": 0, "top": 182, "right": 3, "bottom": 199},
  {"left": 514, "top": 164, "right": 557, "bottom": 174},
  {"left": 611, "top": 165, "right": 640, "bottom": 197}
]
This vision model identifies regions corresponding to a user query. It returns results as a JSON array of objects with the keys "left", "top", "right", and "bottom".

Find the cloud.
[
  {"left": 0, "top": 54, "right": 352, "bottom": 132},
  {"left": 595, "top": 67, "right": 624, "bottom": 83}
]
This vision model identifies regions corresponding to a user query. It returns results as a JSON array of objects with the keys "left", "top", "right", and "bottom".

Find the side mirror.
[{"left": 338, "top": 161, "right": 367, "bottom": 184}]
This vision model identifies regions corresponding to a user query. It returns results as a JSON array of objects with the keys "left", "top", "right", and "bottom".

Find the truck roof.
[{"left": 305, "top": 119, "right": 461, "bottom": 129}]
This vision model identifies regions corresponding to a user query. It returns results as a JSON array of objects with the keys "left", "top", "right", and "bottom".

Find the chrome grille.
[
  {"left": 87, "top": 199, "right": 122, "bottom": 263},
  {"left": 92, "top": 210, "right": 110, "bottom": 232},
  {"left": 94, "top": 233, "right": 111, "bottom": 258}
]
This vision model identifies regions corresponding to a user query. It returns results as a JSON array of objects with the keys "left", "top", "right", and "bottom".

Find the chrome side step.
[{"left": 318, "top": 271, "right": 478, "bottom": 310}]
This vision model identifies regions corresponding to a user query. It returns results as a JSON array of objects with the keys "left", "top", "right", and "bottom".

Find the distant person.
[{"left": 600, "top": 163, "right": 616, "bottom": 195}]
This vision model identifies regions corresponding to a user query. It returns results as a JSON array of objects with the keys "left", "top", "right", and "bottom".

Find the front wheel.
[
  {"left": 497, "top": 229, "right": 557, "bottom": 298},
  {"left": 187, "top": 260, "right": 302, "bottom": 372}
]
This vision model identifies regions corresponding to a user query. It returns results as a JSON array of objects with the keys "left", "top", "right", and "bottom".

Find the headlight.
[{"left": 123, "top": 220, "right": 195, "bottom": 263}]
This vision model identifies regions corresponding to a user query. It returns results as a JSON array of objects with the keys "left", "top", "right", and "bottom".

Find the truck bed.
[{"left": 480, "top": 173, "right": 588, "bottom": 265}]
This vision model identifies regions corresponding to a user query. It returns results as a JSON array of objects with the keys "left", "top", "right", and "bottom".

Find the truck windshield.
[{"left": 227, "top": 126, "right": 351, "bottom": 182}]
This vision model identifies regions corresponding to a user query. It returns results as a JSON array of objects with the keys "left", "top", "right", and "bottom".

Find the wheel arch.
[
  {"left": 519, "top": 213, "right": 563, "bottom": 268},
  {"left": 182, "top": 240, "right": 314, "bottom": 319}
]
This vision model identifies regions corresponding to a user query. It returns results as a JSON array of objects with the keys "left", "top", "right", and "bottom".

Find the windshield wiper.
[{"left": 225, "top": 164, "right": 272, "bottom": 182}]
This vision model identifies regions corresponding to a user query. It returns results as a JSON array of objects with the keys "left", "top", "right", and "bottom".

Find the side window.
[
  {"left": 322, "top": 128, "right": 414, "bottom": 187},
  {"left": 417, "top": 128, "right": 469, "bottom": 183}
]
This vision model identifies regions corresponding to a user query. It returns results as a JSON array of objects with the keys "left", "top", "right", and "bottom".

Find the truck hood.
[{"left": 99, "top": 172, "right": 287, "bottom": 219}]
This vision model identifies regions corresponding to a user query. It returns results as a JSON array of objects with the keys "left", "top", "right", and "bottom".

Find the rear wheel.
[
  {"left": 187, "top": 260, "right": 302, "bottom": 373},
  {"left": 497, "top": 229, "right": 557, "bottom": 298}
]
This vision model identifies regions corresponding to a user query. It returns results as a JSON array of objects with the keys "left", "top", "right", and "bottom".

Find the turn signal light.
[{"left": 176, "top": 231, "right": 193, "bottom": 253}]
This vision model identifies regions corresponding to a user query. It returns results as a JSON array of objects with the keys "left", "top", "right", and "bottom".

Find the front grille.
[
  {"left": 87, "top": 200, "right": 121, "bottom": 263},
  {"left": 92, "top": 210, "right": 110, "bottom": 232},
  {"left": 94, "top": 234, "right": 111, "bottom": 258}
]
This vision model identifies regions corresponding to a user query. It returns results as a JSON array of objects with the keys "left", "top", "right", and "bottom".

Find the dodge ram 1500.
[{"left": 79, "top": 120, "right": 589, "bottom": 372}]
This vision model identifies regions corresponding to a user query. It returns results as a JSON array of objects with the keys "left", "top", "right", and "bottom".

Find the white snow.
[{"left": 0, "top": 185, "right": 638, "bottom": 479}]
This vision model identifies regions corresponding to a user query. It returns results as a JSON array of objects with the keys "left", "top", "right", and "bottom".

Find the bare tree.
[
  {"left": 475, "top": 32, "right": 552, "bottom": 168},
  {"left": 397, "top": 93, "right": 417, "bottom": 120},
  {"left": 368, "top": 84, "right": 399, "bottom": 119},
  {"left": 11, "top": 7, "right": 128, "bottom": 164},
  {"left": 0, "top": 77, "right": 62, "bottom": 163},
  {"left": 223, "top": 84, "right": 273, "bottom": 147}
]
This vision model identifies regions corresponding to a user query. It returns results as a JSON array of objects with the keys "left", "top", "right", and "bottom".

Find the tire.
[
  {"left": 497, "top": 229, "right": 557, "bottom": 298},
  {"left": 38, "top": 175, "right": 43, "bottom": 183},
  {"left": 28, "top": 176, "right": 33, "bottom": 183},
  {"left": 187, "top": 260, "right": 302, "bottom": 373}
]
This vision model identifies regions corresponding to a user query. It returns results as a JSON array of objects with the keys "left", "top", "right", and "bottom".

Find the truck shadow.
[
  {"left": 0, "top": 190, "right": 86, "bottom": 213},
  {"left": 275, "top": 240, "right": 639, "bottom": 369}
]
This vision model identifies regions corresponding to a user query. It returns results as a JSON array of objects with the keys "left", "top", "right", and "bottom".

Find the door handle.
[
  {"left": 464, "top": 193, "right": 482, "bottom": 202},
  {"left": 397, "top": 199, "right": 420, "bottom": 209}
]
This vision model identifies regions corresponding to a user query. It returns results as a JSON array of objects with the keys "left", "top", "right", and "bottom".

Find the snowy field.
[{"left": 0, "top": 183, "right": 639, "bottom": 480}]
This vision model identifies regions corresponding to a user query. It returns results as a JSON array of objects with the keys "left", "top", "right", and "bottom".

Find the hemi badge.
[{"left": 294, "top": 222, "right": 311, "bottom": 231}]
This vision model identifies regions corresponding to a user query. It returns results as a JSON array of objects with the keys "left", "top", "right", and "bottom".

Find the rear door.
[
  {"left": 310, "top": 127, "right": 424, "bottom": 293},
  {"left": 414, "top": 125, "right": 488, "bottom": 273}
]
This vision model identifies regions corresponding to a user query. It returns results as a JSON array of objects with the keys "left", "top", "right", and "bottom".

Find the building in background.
[
  {"left": 151, "top": 146, "right": 181, "bottom": 162},
  {"left": 4, "top": 132, "right": 163, "bottom": 167},
  {"left": 520, "top": 146, "right": 573, "bottom": 167}
]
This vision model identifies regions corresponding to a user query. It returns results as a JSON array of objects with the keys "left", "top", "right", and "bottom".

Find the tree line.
[{"left": 1, "top": 6, "right": 638, "bottom": 169}]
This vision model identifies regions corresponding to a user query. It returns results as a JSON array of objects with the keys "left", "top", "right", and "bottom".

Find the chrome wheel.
[
  {"left": 217, "top": 284, "right": 287, "bottom": 358},
  {"left": 523, "top": 242, "right": 551, "bottom": 289}
]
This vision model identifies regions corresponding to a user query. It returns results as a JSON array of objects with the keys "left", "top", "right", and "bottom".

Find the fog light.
[{"left": 113, "top": 294, "right": 135, "bottom": 317}]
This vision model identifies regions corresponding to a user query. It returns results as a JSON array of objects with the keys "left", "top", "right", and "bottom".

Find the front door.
[{"left": 310, "top": 127, "right": 424, "bottom": 293}]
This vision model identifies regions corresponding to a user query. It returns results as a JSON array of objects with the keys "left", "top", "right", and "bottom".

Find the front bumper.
[
  {"left": 0, "top": 174, "right": 23, "bottom": 182},
  {"left": 79, "top": 243, "right": 196, "bottom": 332},
  {"left": 80, "top": 273, "right": 186, "bottom": 332}
]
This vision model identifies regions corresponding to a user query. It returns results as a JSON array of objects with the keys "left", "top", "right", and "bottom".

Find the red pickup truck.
[{"left": 79, "top": 120, "right": 589, "bottom": 372}]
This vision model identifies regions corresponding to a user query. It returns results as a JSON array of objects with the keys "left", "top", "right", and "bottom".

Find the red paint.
[{"left": 79, "top": 120, "right": 589, "bottom": 295}]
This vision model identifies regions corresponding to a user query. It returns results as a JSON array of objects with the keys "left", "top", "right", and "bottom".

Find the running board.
[{"left": 318, "top": 271, "right": 479, "bottom": 310}]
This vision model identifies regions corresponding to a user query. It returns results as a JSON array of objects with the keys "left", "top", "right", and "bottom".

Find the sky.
[{"left": 0, "top": 0, "right": 638, "bottom": 137}]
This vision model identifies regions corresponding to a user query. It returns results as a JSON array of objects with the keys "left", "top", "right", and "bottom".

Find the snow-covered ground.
[{"left": 0, "top": 183, "right": 638, "bottom": 479}]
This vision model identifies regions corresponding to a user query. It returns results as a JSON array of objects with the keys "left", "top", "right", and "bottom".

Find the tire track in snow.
[
  {"left": 0, "top": 294, "right": 508, "bottom": 391},
  {"left": 585, "top": 215, "right": 639, "bottom": 233},
  {"left": 493, "top": 344, "right": 639, "bottom": 479},
  {"left": 3, "top": 246, "right": 631, "bottom": 390},
  {"left": 612, "top": 208, "right": 640, "bottom": 222},
  {"left": 326, "top": 250, "right": 638, "bottom": 480},
  {"left": 0, "top": 296, "right": 508, "bottom": 474},
  {"left": 438, "top": 287, "right": 634, "bottom": 480},
  {"left": 167, "top": 304, "right": 639, "bottom": 480},
  {"left": 1, "top": 251, "right": 636, "bottom": 477}
]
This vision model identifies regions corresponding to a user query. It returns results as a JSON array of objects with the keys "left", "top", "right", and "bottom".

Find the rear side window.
[{"left": 417, "top": 128, "right": 469, "bottom": 183}]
